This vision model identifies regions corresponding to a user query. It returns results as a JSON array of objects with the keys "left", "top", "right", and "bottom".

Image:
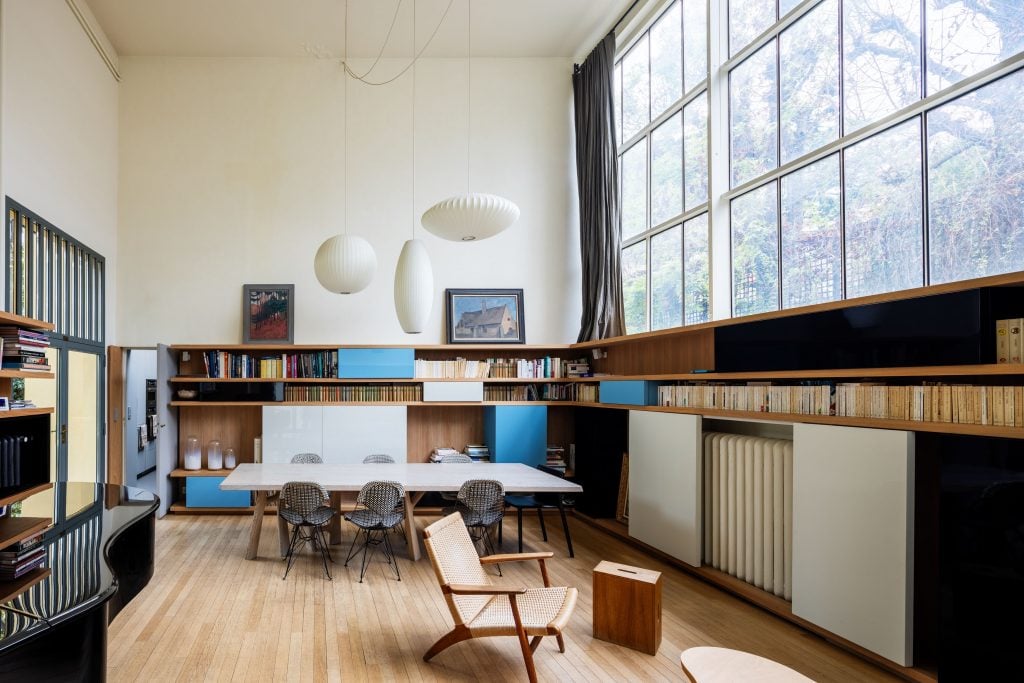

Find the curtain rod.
[{"left": 574, "top": 0, "right": 642, "bottom": 73}]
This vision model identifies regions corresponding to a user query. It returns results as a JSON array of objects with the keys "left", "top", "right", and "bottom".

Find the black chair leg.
[
  {"left": 358, "top": 529, "right": 376, "bottom": 583},
  {"left": 382, "top": 527, "right": 401, "bottom": 581},
  {"left": 517, "top": 507, "right": 524, "bottom": 553},
  {"left": 343, "top": 527, "right": 362, "bottom": 567},
  {"left": 537, "top": 507, "right": 548, "bottom": 541},
  {"left": 315, "top": 525, "right": 333, "bottom": 580},
  {"left": 498, "top": 514, "right": 503, "bottom": 545},
  {"left": 557, "top": 503, "right": 574, "bottom": 558},
  {"left": 282, "top": 523, "right": 303, "bottom": 580},
  {"left": 484, "top": 525, "right": 502, "bottom": 577}
]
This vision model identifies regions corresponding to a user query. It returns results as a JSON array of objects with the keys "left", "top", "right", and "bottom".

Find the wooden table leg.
[
  {"left": 403, "top": 492, "right": 426, "bottom": 561},
  {"left": 277, "top": 509, "right": 289, "bottom": 557},
  {"left": 246, "top": 490, "right": 268, "bottom": 560},
  {"left": 328, "top": 492, "right": 343, "bottom": 545}
]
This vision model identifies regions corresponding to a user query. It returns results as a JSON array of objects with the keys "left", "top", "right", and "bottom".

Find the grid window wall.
[
  {"left": 616, "top": 0, "right": 710, "bottom": 334},
  {"left": 617, "top": 0, "right": 1024, "bottom": 329}
]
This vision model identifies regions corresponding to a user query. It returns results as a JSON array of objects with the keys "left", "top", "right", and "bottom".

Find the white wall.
[
  {"left": 0, "top": 0, "right": 119, "bottom": 341},
  {"left": 117, "top": 56, "right": 580, "bottom": 345}
]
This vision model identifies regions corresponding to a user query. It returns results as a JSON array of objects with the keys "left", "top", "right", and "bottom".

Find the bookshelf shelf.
[
  {"left": 0, "top": 516, "right": 52, "bottom": 550},
  {"left": 0, "top": 370, "right": 55, "bottom": 380},
  {"left": 171, "top": 400, "right": 596, "bottom": 408},
  {"left": 599, "top": 363, "right": 1024, "bottom": 381},
  {"left": 0, "top": 407, "right": 54, "bottom": 419},
  {"left": 0, "top": 567, "right": 51, "bottom": 603},
  {"left": 0, "top": 482, "right": 52, "bottom": 508}
]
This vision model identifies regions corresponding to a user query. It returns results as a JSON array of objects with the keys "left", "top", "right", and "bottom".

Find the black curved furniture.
[{"left": 0, "top": 483, "right": 157, "bottom": 681}]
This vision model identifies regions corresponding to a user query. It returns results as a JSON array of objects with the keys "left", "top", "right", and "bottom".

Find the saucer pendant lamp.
[
  {"left": 314, "top": 0, "right": 376, "bottom": 294},
  {"left": 421, "top": 0, "right": 519, "bottom": 242},
  {"left": 394, "top": 6, "right": 434, "bottom": 333}
]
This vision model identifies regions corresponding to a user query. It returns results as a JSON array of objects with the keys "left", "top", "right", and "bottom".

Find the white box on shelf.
[{"left": 422, "top": 381, "right": 484, "bottom": 402}]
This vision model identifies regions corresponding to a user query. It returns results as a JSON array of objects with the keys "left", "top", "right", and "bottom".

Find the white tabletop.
[{"left": 220, "top": 462, "right": 582, "bottom": 494}]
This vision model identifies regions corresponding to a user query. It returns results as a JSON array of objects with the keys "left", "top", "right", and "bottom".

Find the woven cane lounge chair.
[{"left": 422, "top": 512, "right": 577, "bottom": 683}]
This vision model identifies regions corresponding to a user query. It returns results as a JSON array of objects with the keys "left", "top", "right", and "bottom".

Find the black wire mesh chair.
[
  {"left": 291, "top": 452, "right": 323, "bottom": 464},
  {"left": 454, "top": 479, "right": 505, "bottom": 574},
  {"left": 439, "top": 453, "right": 473, "bottom": 504},
  {"left": 279, "top": 481, "right": 336, "bottom": 580},
  {"left": 363, "top": 453, "right": 395, "bottom": 464},
  {"left": 343, "top": 480, "right": 406, "bottom": 582}
]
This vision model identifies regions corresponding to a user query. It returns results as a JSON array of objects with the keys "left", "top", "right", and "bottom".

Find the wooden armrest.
[
  {"left": 445, "top": 583, "right": 527, "bottom": 596},
  {"left": 479, "top": 552, "right": 554, "bottom": 565}
]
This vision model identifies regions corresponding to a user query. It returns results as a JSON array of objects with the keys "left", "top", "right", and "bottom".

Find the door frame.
[{"left": 107, "top": 345, "right": 124, "bottom": 486}]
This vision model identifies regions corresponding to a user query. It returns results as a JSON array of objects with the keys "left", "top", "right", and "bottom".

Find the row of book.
[
  {"left": 415, "top": 359, "right": 490, "bottom": 378},
  {"left": 282, "top": 384, "right": 422, "bottom": 403},
  {"left": 483, "top": 383, "right": 600, "bottom": 402},
  {"left": 414, "top": 357, "right": 592, "bottom": 379},
  {"left": 835, "top": 384, "right": 1024, "bottom": 425},
  {"left": 657, "top": 381, "right": 1024, "bottom": 426},
  {"left": 995, "top": 318, "right": 1023, "bottom": 364},
  {"left": 658, "top": 383, "right": 833, "bottom": 415},
  {"left": 0, "top": 529, "right": 46, "bottom": 580},
  {"left": 486, "top": 357, "right": 591, "bottom": 379},
  {"left": 428, "top": 445, "right": 491, "bottom": 462},
  {"left": 0, "top": 436, "right": 29, "bottom": 487},
  {"left": 0, "top": 326, "right": 50, "bottom": 373},
  {"left": 202, "top": 350, "right": 339, "bottom": 379}
]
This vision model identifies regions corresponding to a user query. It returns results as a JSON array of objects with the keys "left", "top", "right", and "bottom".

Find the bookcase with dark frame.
[{"left": 0, "top": 310, "right": 56, "bottom": 602}]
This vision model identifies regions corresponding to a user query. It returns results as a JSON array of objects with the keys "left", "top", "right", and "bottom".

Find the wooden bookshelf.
[
  {"left": 170, "top": 376, "right": 590, "bottom": 383},
  {"left": 0, "top": 370, "right": 55, "bottom": 380},
  {"left": 0, "top": 483, "right": 52, "bottom": 508},
  {"left": 0, "top": 516, "right": 51, "bottom": 550},
  {"left": 0, "top": 567, "right": 51, "bottom": 604},
  {"left": 0, "top": 407, "right": 55, "bottom": 419}
]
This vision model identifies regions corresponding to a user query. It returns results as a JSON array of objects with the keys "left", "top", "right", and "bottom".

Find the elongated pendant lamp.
[
  {"left": 394, "top": 238, "right": 433, "bottom": 332},
  {"left": 394, "top": 4, "right": 434, "bottom": 333}
]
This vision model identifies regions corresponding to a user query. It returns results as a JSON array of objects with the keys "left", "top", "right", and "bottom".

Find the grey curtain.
[{"left": 573, "top": 33, "right": 624, "bottom": 342}]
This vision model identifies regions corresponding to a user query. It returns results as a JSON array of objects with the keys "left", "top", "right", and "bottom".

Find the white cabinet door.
[
  {"left": 792, "top": 423, "right": 914, "bottom": 666},
  {"left": 321, "top": 406, "right": 407, "bottom": 463},
  {"left": 261, "top": 406, "right": 324, "bottom": 464},
  {"left": 628, "top": 411, "right": 703, "bottom": 566}
]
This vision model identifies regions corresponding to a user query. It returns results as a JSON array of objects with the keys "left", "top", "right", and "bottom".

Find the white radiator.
[{"left": 702, "top": 432, "right": 793, "bottom": 600}]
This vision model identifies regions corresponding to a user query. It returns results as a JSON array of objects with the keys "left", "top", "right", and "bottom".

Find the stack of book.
[
  {"left": 415, "top": 359, "right": 490, "bottom": 378},
  {"left": 429, "top": 447, "right": 461, "bottom": 462},
  {"left": 0, "top": 326, "right": 51, "bottom": 372},
  {"left": 0, "top": 532, "right": 46, "bottom": 580},
  {"left": 563, "top": 359, "right": 591, "bottom": 377},
  {"left": 545, "top": 445, "right": 567, "bottom": 473},
  {"left": 464, "top": 444, "right": 491, "bottom": 462}
]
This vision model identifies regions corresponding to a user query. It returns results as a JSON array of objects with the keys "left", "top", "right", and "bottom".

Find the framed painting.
[
  {"left": 243, "top": 284, "right": 294, "bottom": 344},
  {"left": 445, "top": 289, "right": 525, "bottom": 344}
]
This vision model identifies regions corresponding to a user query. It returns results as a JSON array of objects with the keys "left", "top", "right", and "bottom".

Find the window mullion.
[{"left": 707, "top": 0, "right": 733, "bottom": 321}]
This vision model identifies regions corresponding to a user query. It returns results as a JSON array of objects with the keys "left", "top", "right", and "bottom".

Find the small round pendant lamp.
[
  {"left": 421, "top": 193, "right": 520, "bottom": 242},
  {"left": 314, "top": 234, "right": 377, "bottom": 294},
  {"left": 393, "top": 238, "right": 433, "bottom": 332}
]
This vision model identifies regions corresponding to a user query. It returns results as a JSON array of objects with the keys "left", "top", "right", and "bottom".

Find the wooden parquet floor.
[{"left": 107, "top": 513, "right": 898, "bottom": 682}]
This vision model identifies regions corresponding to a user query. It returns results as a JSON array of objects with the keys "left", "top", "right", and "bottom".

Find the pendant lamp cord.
[
  {"left": 412, "top": 0, "right": 417, "bottom": 239},
  {"left": 466, "top": 0, "right": 471, "bottom": 195},
  {"left": 343, "top": 0, "right": 349, "bottom": 236}
]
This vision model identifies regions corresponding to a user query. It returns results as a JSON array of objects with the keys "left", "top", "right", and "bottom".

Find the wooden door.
[{"left": 106, "top": 345, "right": 125, "bottom": 486}]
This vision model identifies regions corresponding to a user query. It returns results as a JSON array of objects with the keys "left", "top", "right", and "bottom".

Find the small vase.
[
  {"left": 183, "top": 436, "right": 201, "bottom": 470},
  {"left": 224, "top": 447, "right": 237, "bottom": 469},
  {"left": 207, "top": 439, "right": 223, "bottom": 470}
]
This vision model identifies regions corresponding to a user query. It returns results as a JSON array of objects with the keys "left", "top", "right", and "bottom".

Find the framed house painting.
[
  {"left": 445, "top": 289, "right": 525, "bottom": 344},
  {"left": 243, "top": 284, "right": 294, "bottom": 344}
]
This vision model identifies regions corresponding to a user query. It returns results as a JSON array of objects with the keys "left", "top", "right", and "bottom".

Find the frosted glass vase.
[
  {"left": 183, "top": 436, "right": 201, "bottom": 470},
  {"left": 223, "top": 447, "right": 237, "bottom": 469},
  {"left": 207, "top": 439, "right": 223, "bottom": 470}
]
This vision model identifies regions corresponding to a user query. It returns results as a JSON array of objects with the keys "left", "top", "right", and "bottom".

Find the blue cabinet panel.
[
  {"left": 599, "top": 380, "right": 660, "bottom": 406},
  {"left": 338, "top": 347, "right": 414, "bottom": 378},
  {"left": 483, "top": 405, "right": 546, "bottom": 466},
  {"left": 186, "top": 476, "right": 251, "bottom": 508}
]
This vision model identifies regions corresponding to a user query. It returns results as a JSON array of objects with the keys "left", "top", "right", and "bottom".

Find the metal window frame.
[{"left": 616, "top": 0, "right": 1024, "bottom": 328}]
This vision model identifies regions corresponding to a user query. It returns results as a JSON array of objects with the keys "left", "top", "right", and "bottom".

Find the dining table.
[{"left": 219, "top": 462, "right": 583, "bottom": 561}]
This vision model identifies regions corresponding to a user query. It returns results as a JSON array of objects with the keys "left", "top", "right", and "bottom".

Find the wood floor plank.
[{"left": 108, "top": 513, "right": 900, "bottom": 682}]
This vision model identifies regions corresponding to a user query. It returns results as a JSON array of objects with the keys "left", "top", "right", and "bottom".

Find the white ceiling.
[{"left": 83, "top": 0, "right": 630, "bottom": 59}]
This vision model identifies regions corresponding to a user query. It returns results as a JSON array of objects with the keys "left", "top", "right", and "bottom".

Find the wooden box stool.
[{"left": 592, "top": 560, "right": 662, "bottom": 655}]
